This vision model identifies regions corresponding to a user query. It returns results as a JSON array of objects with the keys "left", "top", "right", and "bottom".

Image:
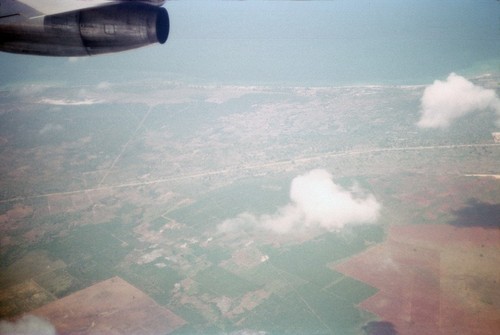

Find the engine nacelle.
[{"left": 0, "top": 3, "right": 169, "bottom": 56}]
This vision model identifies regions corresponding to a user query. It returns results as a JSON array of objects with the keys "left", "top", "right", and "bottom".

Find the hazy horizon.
[{"left": 1, "top": 0, "right": 499, "bottom": 87}]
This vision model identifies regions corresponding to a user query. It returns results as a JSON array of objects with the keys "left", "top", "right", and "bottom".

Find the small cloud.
[
  {"left": 227, "top": 331, "right": 268, "bottom": 335},
  {"left": 417, "top": 73, "right": 500, "bottom": 129},
  {"left": 97, "top": 81, "right": 111, "bottom": 90},
  {"left": 218, "top": 169, "right": 381, "bottom": 235},
  {"left": 0, "top": 315, "right": 56, "bottom": 335},
  {"left": 218, "top": 212, "right": 259, "bottom": 234},
  {"left": 13, "top": 85, "right": 49, "bottom": 97},
  {"left": 39, "top": 123, "right": 63, "bottom": 135},
  {"left": 38, "top": 98, "right": 101, "bottom": 106},
  {"left": 68, "top": 57, "right": 86, "bottom": 63}
]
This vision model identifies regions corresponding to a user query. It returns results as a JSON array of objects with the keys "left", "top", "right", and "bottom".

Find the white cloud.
[
  {"left": 227, "top": 331, "right": 268, "bottom": 335},
  {"left": 217, "top": 169, "right": 381, "bottom": 235},
  {"left": 39, "top": 123, "right": 63, "bottom": 135},
  {"left": 68, "top": 57, "right": 86, "bottom": 63},
  {"left": 417, "top": 73, "right": 500, "bottom": 129},
  {"left": 217, "top": 212, "right": 259, "bottom": 233},
  {"left": 0, "top": 315, "right": 56, "bottom": 335},
  {"left": 97, "top": 81, "right": 111, "bottom": 90},
  {"left": 38, "top": 98, "right": 101, "bottom": 106}
]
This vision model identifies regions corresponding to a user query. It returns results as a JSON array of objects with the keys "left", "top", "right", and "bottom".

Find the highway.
[{"left": 1, "top": 142, "right": 499, "bottom": 204}]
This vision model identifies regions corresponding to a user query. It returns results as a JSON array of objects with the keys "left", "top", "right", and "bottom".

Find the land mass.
[{"left": 1, "top": 77, "right": 499, "bottom": 334}]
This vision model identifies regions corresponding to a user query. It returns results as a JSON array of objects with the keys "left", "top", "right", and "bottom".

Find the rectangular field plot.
[
  {"left": 194, "top": 266, "right": 260, "bottom": 298},
  {"left": 43, "top": 224, "right": 132, "bottom": 286},
  {"left": 118, "top": 263, "right": 182, "bottom": 305},
  {"left": 327, "top": 276, "right": 378, "bottom": 304},
  {"left": 44, "top": 224, "right": 130, "bottom": 265},
  {"left": 169, "top": 178, "right": 289, "bottom": 228},
  {"left": 265, "top": 226, "right": 383, "bottom": 288},
  {"left": 240, "top": 293, "right": 331, "bottom": 335},
  {"left": 34, "top": 268, "right": 85, "bottom": 299},
  {"left": 240, "top": 287, "right": 368, "bottom": 335},
  {"left": 296, "top": 283, "right": 369, "bottom": 334}
]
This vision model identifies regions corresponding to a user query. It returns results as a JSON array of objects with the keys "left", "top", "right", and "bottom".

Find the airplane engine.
[{"left": 0, "top": 3, "right": 169, "bottom": 56}]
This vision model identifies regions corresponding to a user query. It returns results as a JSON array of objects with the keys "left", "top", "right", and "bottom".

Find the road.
[{"left": 1, "top": 142, "right": 498, "bottom": 204}]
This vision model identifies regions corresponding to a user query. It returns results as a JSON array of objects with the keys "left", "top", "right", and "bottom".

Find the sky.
[{"left": 1, "top": 0, "right": 499, "bottom": 86}]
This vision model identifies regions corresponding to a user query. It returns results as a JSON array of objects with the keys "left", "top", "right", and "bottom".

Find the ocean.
[{"left": 1, "top": 0, "right": 499, "bottom": 86}]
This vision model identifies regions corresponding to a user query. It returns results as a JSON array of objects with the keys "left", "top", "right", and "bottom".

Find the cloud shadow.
[
  {"left": 362, "top": 321, "right": 398, "bottom": 335},
  {"left": 450, "top": 199, "right": 500, "bottom": 228}
]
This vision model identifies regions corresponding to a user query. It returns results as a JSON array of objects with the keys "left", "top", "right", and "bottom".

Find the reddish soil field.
[
  {"left": 336, "top": 224, "right": 500, "bottom": 335},
  {"left": 31, "top": 276, "right": 185, "bottom": 335}
]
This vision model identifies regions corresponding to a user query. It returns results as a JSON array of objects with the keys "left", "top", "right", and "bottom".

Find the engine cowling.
[{"left": 0, "top": 3, "right": 169, "bottom": 56}]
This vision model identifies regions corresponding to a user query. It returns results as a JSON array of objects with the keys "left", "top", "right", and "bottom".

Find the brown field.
[
  {"left": 335, "top": 224, "right": 500, "bottom": 335},
  {"left": 0, "top": 280, "right": 54, "bottom": 318},
  {"left": 31, "top": 276, "right": 185, "bottom": 335}
]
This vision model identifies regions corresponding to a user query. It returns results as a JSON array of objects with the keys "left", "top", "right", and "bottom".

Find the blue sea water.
[{"left": 1, "top": 0, "right": 499, "bottom": 86}]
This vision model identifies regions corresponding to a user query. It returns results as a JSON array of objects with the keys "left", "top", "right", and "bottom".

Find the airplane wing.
[
  {"left": 1, "top": 1, "right": 111, "bottom": 22},
  {"left": 1, "top": 1, "right": 165, "bottom": 22},
  {"left": 0, "top": 0, "right": 169, "bottom": 56}
]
